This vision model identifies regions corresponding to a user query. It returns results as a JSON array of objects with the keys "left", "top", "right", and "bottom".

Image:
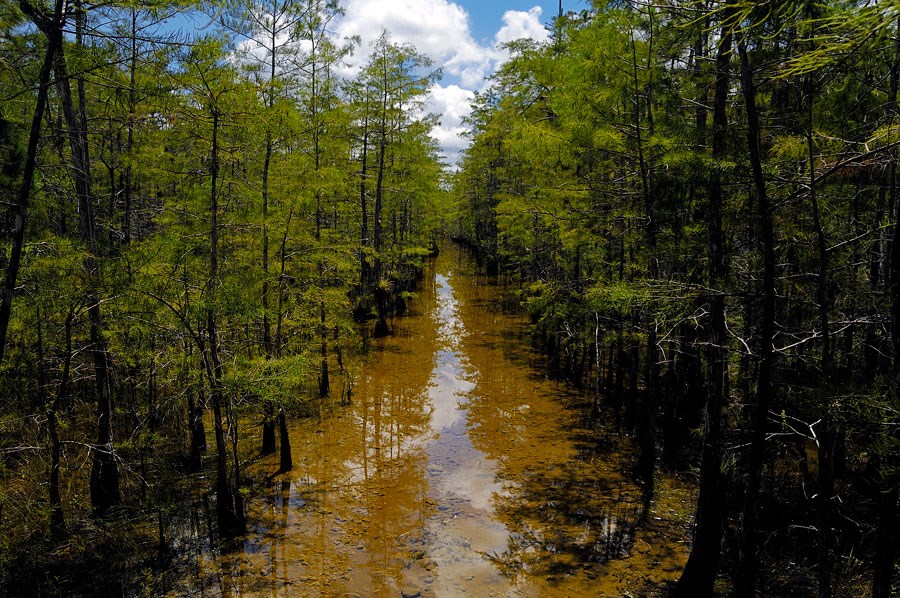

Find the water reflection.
[
  {"left": 168, "top": 245, "right": 690, "bottom": 597},
  {"left": 408, "top": 269, "right": 513, "bottom": 596}
]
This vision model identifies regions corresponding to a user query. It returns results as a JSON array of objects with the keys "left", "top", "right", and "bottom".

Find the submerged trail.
[{"left": 183, "top": 245, "right": 690, "bottom": 597}]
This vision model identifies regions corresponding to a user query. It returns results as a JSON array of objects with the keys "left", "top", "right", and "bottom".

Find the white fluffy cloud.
[
  {"left": 496, "top": 7, "right": 550, "bottom": 45},
  {"left": 333, "top": 1, "right": 550, "bottom": 166},
  {"left": 335, "top": 0, "right": 482, "bottom": 77},
  {"left": 426, "top": 84, "right": 476, "bottom": 165}
]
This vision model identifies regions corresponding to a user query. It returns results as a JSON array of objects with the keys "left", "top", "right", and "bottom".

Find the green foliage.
[{"left": 584, "top": 282, "right": 652, "bottom": 316}]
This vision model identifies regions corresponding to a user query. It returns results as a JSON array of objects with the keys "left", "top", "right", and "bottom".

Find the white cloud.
[
  {"left": 335, "top": 0, "right": 482, "bottom": 76},
  {"left": 495, "top": 7, "right": 550, "bottom": 46},
  {"left": 333, "top": 1, "right": 550, "bottom": 166},
  {"left": 426, "top": 84, "right": 476, "bottom": 165}
]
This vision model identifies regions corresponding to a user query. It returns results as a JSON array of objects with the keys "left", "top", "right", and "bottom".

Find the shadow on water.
[{"left": 159, "top": 244, "right": 692, "bottom": 597}]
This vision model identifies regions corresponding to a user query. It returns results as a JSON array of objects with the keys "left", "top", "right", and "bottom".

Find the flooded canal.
[{"left": 182, "top": 245, "right": 692, "bottom": 597}]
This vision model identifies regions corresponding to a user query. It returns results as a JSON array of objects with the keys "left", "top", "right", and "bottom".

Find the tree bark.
[
  {"left": 183, "top": 266, "right": 206, "bottom": 472},
  {"left": 123, "top": 8, "right": 137, "bottom": 245},
  {"left": 359, "top": 93, "right": 370, "bottom": 290},
  {"left": 259, "top": 21, "right": 276, "bottom": 455},
  {"left": 674, "top": 15, "right": 732, "bottom": 597},
  {"left": 805, "top": 69, "right": 835, "bottom": 598},
  {"left": 51, "top": 10, "right": 120, "bottom": 514},
  {"left": 276, "top": 209, "right": 293, "bottom": 358},
  {"left": 372, "top": 111, "right": 388, "bottom": 337},
  {"left": 260, "top": 132, "right": 276, "bottom": 456},
  {"left": 734, "top": 39, "right": 778, "bottom": 598},
  {"left": 278, "top": 407, "right": 292, "bottom": 472},
  {"left": 319, "top": 299, "right": 330, "bottom": 396},
  {"left": 877, "top": 23, "right": 900, "bottom": 595},
  {"left": 630, "top": 17, "right": 658, "bottom": 511},
  {"left": 208, "top": 107, "right": 244, "bottom": 537}
]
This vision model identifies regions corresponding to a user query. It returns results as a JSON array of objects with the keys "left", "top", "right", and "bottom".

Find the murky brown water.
[{"left": 182, "top": 245, "right": 691, "bottom": 597}]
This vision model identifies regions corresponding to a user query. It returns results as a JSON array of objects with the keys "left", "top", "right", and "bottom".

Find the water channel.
[{"left": 184, "top": 244, "right": 692, "bottom": 597}]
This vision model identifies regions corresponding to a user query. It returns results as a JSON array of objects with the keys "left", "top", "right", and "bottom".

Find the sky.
[{"left": 329, "top": 0, "right": 556, "bottom": 166}]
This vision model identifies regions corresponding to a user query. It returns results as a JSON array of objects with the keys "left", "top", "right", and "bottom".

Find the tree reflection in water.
[{"left": 160, "top": 245, "right": 692, "bottom": 597}]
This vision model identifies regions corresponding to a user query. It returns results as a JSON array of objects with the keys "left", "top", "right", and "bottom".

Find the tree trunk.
[
  {"left": 208, "top": 107, "right": 243, "bottom": 537},
  {"left": 629, "top": 19, "right": 659, "bottom": 510},
  {"left": 182, "top": 266, "right": 206, "bottom": 472},
  {"left": 882, "top": 145, "right": 900, "bottom": 598},
  {"left": 52, "top": 13, "right": 121, "bottom": 514},
  {"left": 260, "top": 133, "right": 276, "bottom": 456},
  {"left": 878, "top": 26, "right": 900, "bottom": 594},
  {"left": 373, "top": 124, "right": 389, "bottom": 337},
  {"left": 674, "top": 15, "right": 732, "bottom": 597},
  {"left": 359, "top": 98, "right": 370, "bottom": 289},
  {"left": 873, "top": 485, "right": 899, "bottom": 598},
  {"left": 187, "top": 382, "right": 205, "bottom": 473},
  {"left": 276, "top": 209, "right": 293, "bottom": 358},
  {"left": 278, "top": 407, "right": 292, "bottom": 472},
  {"left": 805, "top": 70, "right": 835, "bottom": 598},
  {"left": 319, "top": 299, "right": 330, "bottom": 397},
  {"left": 122, "top": 8, "right": 137, "bottom": 245},
  {"left": 816, "top": 425, "right": 835, "bottom": 598},
  {"left": 735, "top": 39, "right": 778, "bottom": 598}
]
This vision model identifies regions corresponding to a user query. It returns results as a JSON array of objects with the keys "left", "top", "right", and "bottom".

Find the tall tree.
[
  {"left": 175, "top": 39, "right": 247, "bottom": 536},
  {"left": 226, "top": 0, "right": 308, "bottom": 454},
  {"left": 353, "top": 30, "right": 438, "bottom": 336},
  {"left": 673, "top": 6, "right": 733, "bottom": 594},
  {"left": 734, "top": 33, "right": 778, "bottom": 598},
  {"left": 291, "top": 0, "right": 351, "bottom": 399}
]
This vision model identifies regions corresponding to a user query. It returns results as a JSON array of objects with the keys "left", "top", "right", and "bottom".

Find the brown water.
[{"left": 184, "top": 245, "right": 691, "bottom": 597}]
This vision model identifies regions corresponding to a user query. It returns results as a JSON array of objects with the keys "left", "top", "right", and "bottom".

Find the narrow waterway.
[{"left": 189, "top": 245, "right": 691, "bottom": 597}]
